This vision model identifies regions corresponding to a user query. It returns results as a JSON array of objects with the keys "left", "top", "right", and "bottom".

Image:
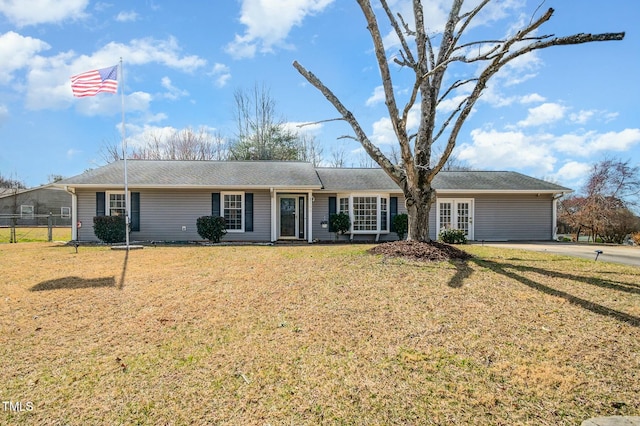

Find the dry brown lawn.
[{"left": 1, "top": 242, "right": 639, "bottom": 425}]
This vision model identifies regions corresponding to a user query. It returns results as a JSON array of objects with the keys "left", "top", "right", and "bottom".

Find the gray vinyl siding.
[
  {"left": 473, "top": 193, "right": 554, "bottom": 241},
  {"left": 76, "top": 189, "right": 272, "bottom": 242},
  {"left": 428, "top": 193, "right": 555, "bottom": 241}
]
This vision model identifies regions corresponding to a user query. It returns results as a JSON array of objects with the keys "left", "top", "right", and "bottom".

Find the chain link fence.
[{"left": 0, "top": 213, "right": 72, "bottom": 243}]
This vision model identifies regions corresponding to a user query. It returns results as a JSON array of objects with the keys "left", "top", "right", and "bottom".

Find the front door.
[
  {"left": 280, "top": 197, "right": 296, "bottom": 238},
  {"left": 437, "top": 198, "right": 474, "bottom": 240}
]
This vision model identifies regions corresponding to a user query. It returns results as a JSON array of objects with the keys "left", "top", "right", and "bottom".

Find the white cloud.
[
  {"left": 225, "top": 0, "right": 335, "bottom": 59},
  {"left": 569, "top": 110, "right": 596, "bottom": 125},
  {"left": 160, "top": 76, "right": 189, "bottom": 100},
  {"left": 210, "top": 63, "right": 231, "bottom": 88},
  {"left": 66, "top": 148, "right": 81, "bottom": 159},
  {"left": 370, "top": 117, "right": 396, "bottom": 145},
  {"left": 554, "top": 129, "right": 640, "bottom": 156},
  {"left": 555, "top": 161, "right": 590, "bottom": 182},
  {"left": 0, "top": 0, "right": 89, "bottom": 26},
  {"left": 0, "top": 103, "right": 8, "bottom": 124},
  {"left": 0, "top": 31, "right": 50, "bottom": 84},
  {"left": 115, "top": 10, "right": 138, "bottom": 22},
  {"left": 519, "top": 93, "right": 545, "bottom": 104},
  {"left": 366, "top": 85, "right": 385, "bottom": 107},
  {"left": 517, "top": 102, "right": 566, "bottom": 127},
  {"left": 457, "top": 128, "right": 556, "bottom": 174},
  {"left": 20, "top": 36, "right": 205, "bottom": 111}
]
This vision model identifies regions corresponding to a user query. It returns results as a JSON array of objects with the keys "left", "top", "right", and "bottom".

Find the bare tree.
[
  {"left": 229, "top": 83, "right": 305, "bottom": 161},
  {"left": 559, "top": 158, "right": 640, "bottom": 243},
  {"left": 293, "top": 0, "right": 624, "bottom": 241},
  {"left": 329, "top": 146, "right": 347, "bottom": 168},
  {"left": 101, "top": 127, "right": 227, "bottom": 163},
  {"left": 300, "top": 134, "right": 324, "bottom": 167}
]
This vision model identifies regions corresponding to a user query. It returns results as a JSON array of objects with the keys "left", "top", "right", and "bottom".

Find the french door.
[{"left": 436, "top": 198, "right": 474, "bottom": 240}]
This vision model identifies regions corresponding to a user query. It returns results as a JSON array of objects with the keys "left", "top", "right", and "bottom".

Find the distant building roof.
[{"left": 58, "top": 160, "right": 571, "bottom": 193}]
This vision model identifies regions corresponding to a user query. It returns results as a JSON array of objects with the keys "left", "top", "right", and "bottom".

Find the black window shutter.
[
  {"left": 328, "top": 196, "right": 337, "bottom": 232},
  {"left": 390, "top": 197, "right": 398, "bottom": 232},
  {"left": 96, "top": 192, "right": 106, "bottom": 216},
  {"left": 245, "top": 193, "right": 253, "bottom": 232},
  {"left": 131, "top": 192, "right": 140, "bottom": 232},
  {"left": 212, "top": 193, "right": 221, "bottom": 217}
]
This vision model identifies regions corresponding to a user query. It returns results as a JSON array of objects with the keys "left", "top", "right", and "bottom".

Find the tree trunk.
[{"left": 404, "top": 185, "right": 436, "bottom": 242}]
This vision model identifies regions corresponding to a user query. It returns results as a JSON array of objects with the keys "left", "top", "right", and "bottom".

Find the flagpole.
[{"left": 120, "top": 57, "right": 130, "bottom": 250}]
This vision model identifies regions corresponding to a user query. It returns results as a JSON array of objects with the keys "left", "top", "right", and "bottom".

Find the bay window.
[{"left": 337, "top": 194, "right": 390, "bottom": 233}]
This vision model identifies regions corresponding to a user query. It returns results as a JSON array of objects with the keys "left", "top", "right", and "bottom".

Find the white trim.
[
  {"left": 270, "top": 188, "right": 277, "bottom": 242},
  {"left": 277, "top": 194, "right": 299, "bottom": 239},
  {"left": 105, "top": 190, "right": 127, "bottom": 217},
  {"left": 307, "top": 190, "right": 313, "bottom": 243},
  {"left": 221, "top": 191, "right": 244, "bottom": 233},
  {"left": 436, "top": 198, "right": 475, "bottom": 240}
]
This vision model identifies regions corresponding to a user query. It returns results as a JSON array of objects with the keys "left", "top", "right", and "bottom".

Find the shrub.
[
  {"left": 197, "top": 216, "right": 227, "bottom": 242},
  {"left": 438, "top": 228, "right": 467, "bottom": 244},
  {"left": 631, "top": 232, "right": 640, "bottom": 245},
  {"left": 330, "top": 212, "right": 351, "bottom": 235},
  {"left": 393, "top": 213, "right": 408, "bottom": 240},
  {"left": 93, "top": 216, "right": 126, "bottom": 244}
]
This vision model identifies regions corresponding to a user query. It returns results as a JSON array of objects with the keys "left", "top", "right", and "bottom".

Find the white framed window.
[
  {"left": 20, "top": 205, "right": 34, "bottom": 219},
  {"left": 222, "top": 192, "right": 244, "bottom": 232},
  {"left": 338, "top": 194, "right": 390, "bottom": 234},
  {"left": 380, "top": 197, "right": 388, "bottom": 231},
  {"left": 61, "top": 207, "right": 71, "bottom": 218},
  {"left": 339, "top": 197, "right": 349, "bottom": 214},
  {"left": 353, "top": 196, "right": 378, "bottom": 231},
  {"left": 106, "top": 191, "right": 126, "bottom": 216}
]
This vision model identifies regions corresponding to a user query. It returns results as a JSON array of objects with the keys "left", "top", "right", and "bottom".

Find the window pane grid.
[
  {"left": 353, "top": 196, "right": 377, "bottom": 231},
  {"left": 439, "top": 203, "right": 452, "bottom": 230},
  {"left": 109, "top": 193, "right": 126, "bottom": 216},
  {"left": 223, "top": 194, "right": 242, "bottom": 230},
  {"left": 380, "top": 198, "right": 388, "bottom": 231}
]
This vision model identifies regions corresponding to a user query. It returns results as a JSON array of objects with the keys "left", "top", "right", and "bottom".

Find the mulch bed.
[{"left": 369, "top": 240, "right": 473, "bottom": 262}]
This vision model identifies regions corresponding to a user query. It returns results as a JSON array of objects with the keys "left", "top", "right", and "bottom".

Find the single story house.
[
  {"left": 55, "top": 160, "right": 571, "bottom": 243},
  {"left": 0, "top": 185, "right": 73, "bottom": 227}
]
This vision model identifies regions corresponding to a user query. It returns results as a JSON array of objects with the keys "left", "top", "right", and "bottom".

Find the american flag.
[{"left": 70, "top": 65, "right": 119, "bottom": 97}]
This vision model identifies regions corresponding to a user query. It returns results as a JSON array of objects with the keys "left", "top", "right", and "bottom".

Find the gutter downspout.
[
  {"left": 64, "top": 186, "right": 78, "bottom": 241},
  {"left": 552, "top": 192, "right": 566, "bottom": 241}
]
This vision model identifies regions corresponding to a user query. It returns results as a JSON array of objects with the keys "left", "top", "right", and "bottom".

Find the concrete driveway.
[{"left": 477, "top": 241, "right": 640, "bottom": 267}]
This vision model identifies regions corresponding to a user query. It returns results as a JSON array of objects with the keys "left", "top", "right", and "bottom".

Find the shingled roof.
[
  {"left": 316, "top": 168, "right": 571, "bottom": 193},
  {"left": 58, "top": 160, "right": 571, "bottom": 193},
  {"left": 59, "top": 160, "right": 322, "bottom": 188}
]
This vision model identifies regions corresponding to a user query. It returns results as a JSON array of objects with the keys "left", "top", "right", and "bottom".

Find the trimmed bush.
[
  {"left": 330, "top": 212, "right": 351, "bottom": 235},
  {"left": 93, "top": 216, "right": 126, "bottom": 244},
  {"left": 438, "top": 228, "right": 467, "bottom": 244},
  {"left": 393, "top": 213, "right": 408, "bottom": 240},
  {"left": 197, "top": 216, "right": 227, "bottom": 243}
]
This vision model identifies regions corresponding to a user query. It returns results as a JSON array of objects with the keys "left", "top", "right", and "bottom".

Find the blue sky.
[{"left": 0, "top": 0, "right": 638, "bottom": 191}]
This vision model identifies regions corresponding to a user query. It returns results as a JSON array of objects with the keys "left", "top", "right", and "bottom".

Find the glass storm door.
[{"left": 279, "top": 197, "right": 297, "bottom": 238}]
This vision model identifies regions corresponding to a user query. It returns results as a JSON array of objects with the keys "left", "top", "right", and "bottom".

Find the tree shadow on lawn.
[
  {"left": 31, "top": 276, "right": 116, "bottom": 291},
  {"left": 449, "top": 257, "right": 640, "bottom": 327},
  {"left": 32, "top": 247, "right": 129, "bottom": 291}
]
